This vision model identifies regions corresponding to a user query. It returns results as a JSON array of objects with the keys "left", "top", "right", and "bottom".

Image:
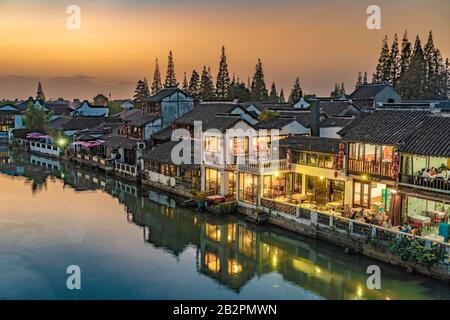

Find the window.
[
  {"left": 205, "top": 168, "right": 221, "bottom": 194},
  {"left": 238, "top": 172, "right": 257, "bottom": 204},
  {"left": 354, "top": 180, "right": 370, "bottom": 208}
]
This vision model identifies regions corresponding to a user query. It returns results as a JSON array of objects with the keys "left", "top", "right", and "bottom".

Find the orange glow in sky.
[{"left": 0, "top": 0, "right": 448, "bottom": 100}]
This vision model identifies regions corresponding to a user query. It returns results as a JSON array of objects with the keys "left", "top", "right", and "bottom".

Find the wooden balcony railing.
[
  {"left": 399, "top": 173, "right": 450, "bottom": 194},
  {"left": 348, "top": 159, "right": 393, "bottom": 178},
  {"left": 238, "top": 159, "right": 288, "bottom": 174}
]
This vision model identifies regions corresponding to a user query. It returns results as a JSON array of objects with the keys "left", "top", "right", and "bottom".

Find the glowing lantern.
[{"left": 392, "top": 153, "right": 399, "bottom": 180}]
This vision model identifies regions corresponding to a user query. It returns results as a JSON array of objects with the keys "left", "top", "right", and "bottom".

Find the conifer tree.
[
  {"left": 143, "top": 77, "right": 150, "bottom": 96},
  {"left": 164, "top": 51, "right": 178, "bottom": 88},
  {"left": 182, "top": 72, "right": 189, "bottom": 92},
  {"left": 133, "top": 80, "right": 150, "bottom": 103},
  {"left": 215, "top": 46, "right": 231, "bottom": 100},
  {"left": 279, "top": 89, "right": 286, "bottom": 103},
  {"left": 402, "top": 35, "right": 427, "bottom": 99},
  {"left": 188, "top": 70, "right": 201, "bottom": 99},
  {"left": 151, "top": 58, "right": 163, "bottom": 95},
  {"left": 250, "top": 59, "right": 269, "bottom": 101},
  {"left": 390, "top": 34, "right": 401, "bottom": 87},
  {"left": 355, "top": 72, "right": 363, "bottom": 89},
  {"left": 200, "top": 66, "right": 215, "bottom": 100},
  {"left": 288, "top": 77, "right": 303, "bottom": 103},
  {"left": 373, "top": 35, "right": 391, "bottom": 84},
  {"left": 340, "top": 82, "right": 346, "bottom": 96},
  {"left": 228, "top": 80, "right": 251, "bottom": 102},
  {"left": 363, "top": 71, "right": 368, "bottom": 84},
  {"left": 330, "top": 83, "right": 340, "bottom": 98},
  {"left": 36, "top": 82, "right": 46, "bottom": 101},
  {"left": 397, "top": 30, "right": 412, "bottom": 94},
  {"left": 269, "top": 82, "right": 278, "bottom": 102},
  {"left": 423, "top": 31, "right": 436, "bottom": 98}
]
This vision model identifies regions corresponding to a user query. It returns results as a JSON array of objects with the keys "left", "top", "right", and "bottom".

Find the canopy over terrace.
[{"left": 25, "top": 132, "right": 52, "bottom": 140}]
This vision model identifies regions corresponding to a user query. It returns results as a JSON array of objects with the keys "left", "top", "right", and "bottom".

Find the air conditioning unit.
[
  {"left": 111, "top": 152, "right": 121, "bottom": 160},
  {"left": 137, "top": 142, "right": 146, "bottom": 150}
]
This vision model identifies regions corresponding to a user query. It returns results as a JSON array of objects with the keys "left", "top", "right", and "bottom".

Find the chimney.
[{"left": 310, "top": 99, "right": 320, "bottom": 137}]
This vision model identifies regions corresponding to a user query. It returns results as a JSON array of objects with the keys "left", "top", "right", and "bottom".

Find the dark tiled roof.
[
  {"left": 103, "top": 135, "right": 138, "bottom": 149},
  {"left": 11, "top": 128, "right": 34, "bottom": 139},
  {"left": 130, "top": 114, "right": 159, "bottom": 127},
  {"left": 174, "top": 103, "right": 242, "bottom": 125},
  {"left": 151, "top": 126, "right": 173, "bottom": 142},
  {"left": 115, "top": 109, "right": 159, "bottom": 126},
  {"left": 60, "top": 117, "right": 121, "bottom": 131},
  {"left": 201, "top": 115, "right": 249, "bottom": 132},
  {"left": 398, "top": 116, "right": 450, "bottom": 157},
  {"left": 47, "top": 117, "right": 71, "bottom": 131},
  {"left": 145, "top": 87, "right": 188, "bottom": 103},
  {"left": 142, "top": 140, "right": 199, "bottom": 168},
  {"left": 336, "top": 112, "right": 372, "bottom": 136},
  {"left": 294, "top": 112, "right": 313, "bottom": 128},
  {"left": 254, "top": 117, "right": 297, "bottom": 129},
  {"left": 350, "top": 84, "right": 393, "bottom": 99},
  {"left": 320, "top": 116, "right": 356, "bottom": 128},
  {"left": 279, "top": 135, "right": 343, "bottom": 154},
  {"left": 319, "top": 101, "right": 361, "bottom": 117},
  {"left": 340, "top": 110, "right": 430, "bottom": 145}
]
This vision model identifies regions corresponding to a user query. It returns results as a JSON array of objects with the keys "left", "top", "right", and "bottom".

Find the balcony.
[
  {"left": 348, "top": 159, "right": 393, "bottom": 178},
  {"left": 237, "top": 159, "right": 288, "bottom": 174},
  {"left": 399, "top": 173, "right": 450, "bottom": 194}
]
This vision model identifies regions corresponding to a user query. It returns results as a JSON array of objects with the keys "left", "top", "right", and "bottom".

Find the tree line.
[
  {"left": 133, "top": 47, "right": 304, "bottom": 104},
  {"left": 360, "top": 31, "right": 449, "bottom": 100}
]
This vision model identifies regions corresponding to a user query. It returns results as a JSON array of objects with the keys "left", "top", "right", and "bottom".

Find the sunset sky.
[{"left": 0, "top": 0, "right": 449, "bottom": 100}]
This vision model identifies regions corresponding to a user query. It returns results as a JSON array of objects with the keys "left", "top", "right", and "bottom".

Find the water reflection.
[{"left": 0, "top": 151, "right": 449, "bottom": 300}]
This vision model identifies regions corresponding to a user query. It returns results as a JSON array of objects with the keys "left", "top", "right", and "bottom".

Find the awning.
[
  {"left": 25, "top": 132, "right": 51, "bottom": 139},
  {"left": 72, "top": 141, "right": 103, "bottom": 148}
]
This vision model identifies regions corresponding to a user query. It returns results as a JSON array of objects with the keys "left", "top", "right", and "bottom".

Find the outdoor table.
[
  {"left": 428, "top": 210, "right": 446, "bottom": 218},
  {"left": 409, "top": 215, "right": 432, "bottom": 229}
]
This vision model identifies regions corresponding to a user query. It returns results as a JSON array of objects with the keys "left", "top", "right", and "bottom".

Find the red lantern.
[
  {"left": 334, "top": 170, "right": 339, "bottom": 178},
  {"left": 287, "top": 149, "right": 292, "bottom": 170},
  {"left": 392, "top": 153, "right": 399, "bottom": 180}
]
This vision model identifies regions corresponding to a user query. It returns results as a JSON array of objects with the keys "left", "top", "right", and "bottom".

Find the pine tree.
[
  {"left": 279, "top": 89, "right": 286, "bottom": 103},
  {"left": 269, "top": 82, "right": 278, "bottom": 102},
  {"left": 227, "top": 80, "right": 251, "bottom": 102},
  {"left": 182, "top": 72, "right": 189, "bottom": 92},
  {"left": 402, "top": 35, "right": 427, "bottom": 99},
  {"left": 390, "top": 34, "right": 401, "bottom": 87},
  {"left": 164, "top": 51, "right": 177, "bottom": 88},
  {"left": 363, "top": 72, "right": 368, "bottom": 84},
  {"left": 330, "top": 83, "right": 340, "bottom": 98},
  {"left": 215, "top": 46, "right": 231, "bottom": 100},
  {"left": 288, "top": 77, "right": 303, "bottom": 103},
  {"left": 133, "top": 80, "right": 150, "bottom": 103},
  {"left": 340, "top": 82, "right": 346, "bottom": 96},
  {"left": 143, "top": 77, "right": 150, "bottom": 96},
  {"left": 151, "top": 58, "right": 163, "bottom": 95},
  {"left": 356, "top": 72, "right": 363, "bottom": 89},
  {"left": 200, "top": 66, "right": 215, "bottom": 100},
  {"left": 250, "top": 59, "right": 269, "bottom": 101},
  {"left": 188, "top": 70, "right": 201, "bottom": 99},
  {"left": 36, "top": 82, "right": 46, "bottom": 101},
  {"left": 373, "top": 35, "right": 391, "bottom": 84},
  {"left": 397, "top": 30, "right": 412, "bottom": 94}
]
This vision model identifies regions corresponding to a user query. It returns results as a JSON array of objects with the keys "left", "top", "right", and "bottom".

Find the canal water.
[{"left": 0, "top": 151, "right": 449, "bottom": 300}]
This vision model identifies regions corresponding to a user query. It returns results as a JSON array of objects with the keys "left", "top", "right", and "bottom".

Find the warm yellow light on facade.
[{"left": 319, "top": 176, "right": 324, "bottom": 180}]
